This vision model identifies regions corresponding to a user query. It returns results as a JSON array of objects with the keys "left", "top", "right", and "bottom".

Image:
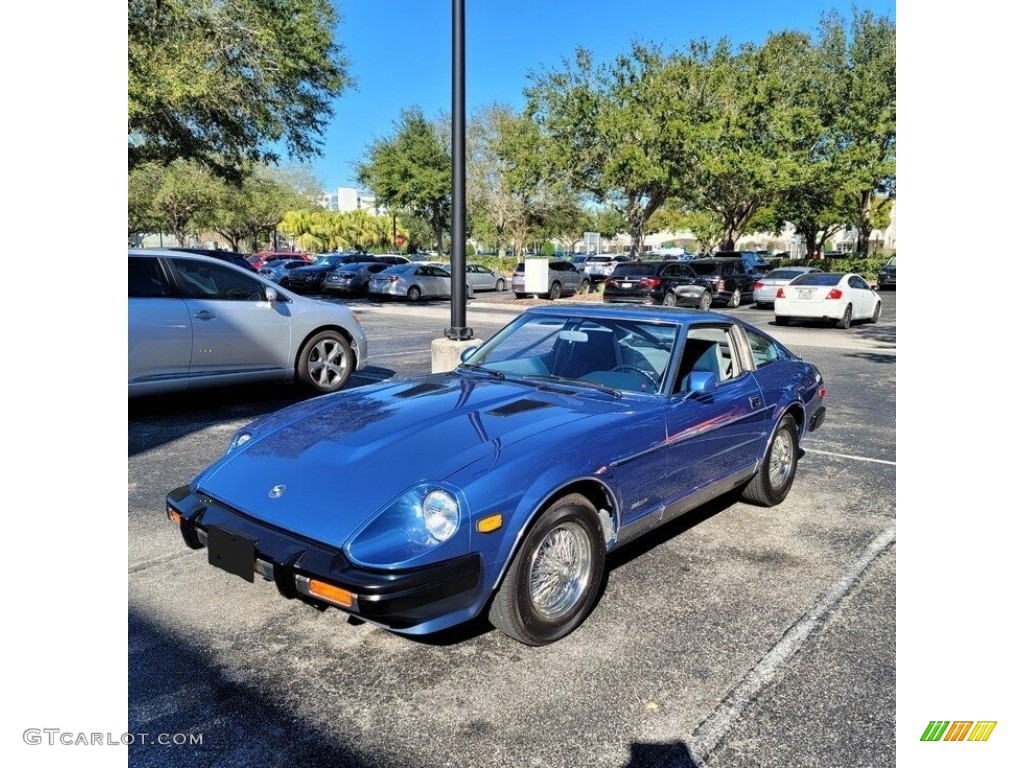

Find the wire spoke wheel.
[{"left": 527, "top": 522, "right": 593, "bottom": 620}]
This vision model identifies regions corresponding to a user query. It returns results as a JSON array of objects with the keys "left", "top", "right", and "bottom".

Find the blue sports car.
[{"left": 167, "top": 305, "right": 827, "bottom": 645}]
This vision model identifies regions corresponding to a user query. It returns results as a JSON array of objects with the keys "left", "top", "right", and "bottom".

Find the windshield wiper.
[
  {"left": 460, "top": 364, "right": 505, "bottom": 380},
  {"left": 523, "top": 374, "right": 622, "bottom": 399}
]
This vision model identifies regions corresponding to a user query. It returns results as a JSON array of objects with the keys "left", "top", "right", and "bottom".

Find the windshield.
[
  {"left": 462, "top": 314, "right": 677, "bottom": 396},
  {"left": 765, "top": 269, "right": 807, "bottom": 280}
]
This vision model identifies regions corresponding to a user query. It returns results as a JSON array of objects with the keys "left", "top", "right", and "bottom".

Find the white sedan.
[{"left": 774, "top": 272, "right": 882, "bottom": 329}]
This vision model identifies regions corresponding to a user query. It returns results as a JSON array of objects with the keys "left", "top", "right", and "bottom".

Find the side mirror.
[
  {"left": 265, "top": 286, "right": 279, "bottom": 303},
  {"left": 688, "top": 371, "right": 717, "bottom": 395},
  {"left": 460, "top": 346, "right": 479, "bottom": 363}
]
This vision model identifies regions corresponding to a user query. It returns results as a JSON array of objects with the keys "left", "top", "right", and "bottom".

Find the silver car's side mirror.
[{"left": 265, "top": 286, "right": 279, "bottom": 303}]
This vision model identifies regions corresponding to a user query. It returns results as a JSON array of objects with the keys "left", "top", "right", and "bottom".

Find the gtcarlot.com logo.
[
  {"left": 23, "top": 729, "right": 203, "bottom": 746},
  {"left": 920, "top": 721, "right": 997, "bottom": 742}
]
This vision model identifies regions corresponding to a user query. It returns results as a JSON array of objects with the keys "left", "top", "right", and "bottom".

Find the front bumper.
[{"left": 166, "top": 486, "right": 483, "bottom": 631}]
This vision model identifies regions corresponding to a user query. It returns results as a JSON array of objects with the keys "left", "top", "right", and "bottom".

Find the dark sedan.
[
  {"left": 167, "top": 247, "right": 258, "bottom": 272},
  {"left": 876, "top": 256, "right": 896, "bottom": 290},
  {"left": 603, "top": 261, "right": 713, "bottom": 310},
  {"left": 282, "top": 253, "right": 380, "bottom": 293}
]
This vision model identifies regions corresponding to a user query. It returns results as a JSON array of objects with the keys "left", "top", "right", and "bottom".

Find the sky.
[{"left": 314, "top": 0, "right": 897, "bottom": 192}]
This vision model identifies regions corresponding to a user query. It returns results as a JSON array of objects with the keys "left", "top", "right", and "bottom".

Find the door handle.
[{"left": 193, "top": 310, "right": 217, "bottom": 321}]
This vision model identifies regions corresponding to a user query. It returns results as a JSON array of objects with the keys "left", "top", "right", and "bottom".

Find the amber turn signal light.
[{"left": 306, "top": 579, "right": 354, "bottom": 608}]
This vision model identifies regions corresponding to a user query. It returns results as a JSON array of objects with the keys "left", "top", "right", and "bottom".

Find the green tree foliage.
[
  {"left": 128, "top": 0, "right": 351, "bottom": 181},
  {"left": 130, "top": 160, "right": 222, "bottom": 246},
  {"left": 817, "top": 9, "right": 896, "bottom": 254},
  {"left": 211, "top": 165, "right": 320, "bottom": 251},
  {"left": 357, "top": 109, "right": 452, "bottom": 255},
  {"left": 527, "top": 45, "right": 684, "bottom": 257}
]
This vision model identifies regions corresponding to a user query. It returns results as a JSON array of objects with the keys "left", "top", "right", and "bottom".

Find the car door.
[
  {"left": 848, "top": 275, "right": 875, "bottom": 318},
  {"left": 418, "top": 266, "right": 450, "bottom": 297},
  {"left": 167, "top": 257, "right": 294, "bottom": 382},
  {"left": 128, "top": 255, "right": 193, "bottom": 391},
  {"left": 660, "top": 324, "right": 768, "bottom": 513}
]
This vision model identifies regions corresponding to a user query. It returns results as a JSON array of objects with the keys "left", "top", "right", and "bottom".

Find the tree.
[
  {"left": 211, "top": 165, "right": 320, "bottom": 251},
  {"left": 817, "top": 9, "right": 896, "bottom": 254},
  {"left": 128, "top": 163, "right": 164, "bottom": 243},
  {"left": 527, "top": 45, "right": 684, "bottom": 258},
  {"left": 147, "top": 160, "right": 222, "bottom": 245},
  {"left": 356, "top": 109, "right": 452, "bottom": 255},
  {"left": 128, "top": 0, "right": 351, "bottom": 181}
]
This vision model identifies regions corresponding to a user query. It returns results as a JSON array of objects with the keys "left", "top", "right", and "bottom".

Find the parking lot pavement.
[{"left": 127, "top": 294, "right": 896, "bottom": 767}]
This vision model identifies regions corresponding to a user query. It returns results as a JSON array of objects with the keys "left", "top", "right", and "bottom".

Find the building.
[{"left": 319, "top": 187, "right": 383, "bottom": 215}]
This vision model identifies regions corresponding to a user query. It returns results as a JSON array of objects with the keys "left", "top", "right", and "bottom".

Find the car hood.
[{"left": 194, "top": 373, "right": 608, "bottom": 546}]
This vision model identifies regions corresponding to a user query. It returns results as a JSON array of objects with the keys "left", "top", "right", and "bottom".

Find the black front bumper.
[{"left": 166, "top": 486, "right": 483, "bottom": 630}]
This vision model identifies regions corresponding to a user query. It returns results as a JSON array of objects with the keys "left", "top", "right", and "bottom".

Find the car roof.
[
  {"left": 130, "top": 248, "right": 272, "bottom": 277},
  {"left": 521, "top": 303, "right": 739, "bottom": 326}
]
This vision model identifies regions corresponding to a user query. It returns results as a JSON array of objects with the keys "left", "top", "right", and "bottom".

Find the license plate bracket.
[
  {"left": 798, "top": 289, "right": 812, "bottom": 299},
  {"left": 206, "top": 526, "right": 256, "bottom": 582}
]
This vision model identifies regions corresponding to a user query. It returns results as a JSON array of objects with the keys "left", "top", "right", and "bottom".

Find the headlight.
[{"left": 423, "top": 490, "right": 459, "bottom": 542}]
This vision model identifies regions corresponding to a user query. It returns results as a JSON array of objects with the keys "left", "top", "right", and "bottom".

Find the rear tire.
[
  {"left": 698, "top": 291, "right": 712, "bottom": 311},
  {"left": 775, "top": 316, "right": 790, "bottom": 326},
  {"left": 662, "top": 291, "right": 677, "bottom": 307},
  {"left": 836, "top": 304, "right": 852, "bottom": 329},
  {"left": 548, "top": 282, "right": 562, "bottom": 300},
  {"left": 727, "top": 288, "right": 741, "bottom": 308},
  {"left": 407, "top": 285, "right": 422, "bottom": 302},
  {"left": 488, "top": 493, "right": 605, "bottom": 646},
  {"left": 495, "top": 278, "right": 506, "bottom": 291},
  {"left": 515, "top": 292, "right": 526, "bottom": 299},
  {"left": 870, "top": 302, "right": 881, "bottom": 324},
  {"left": 741, "top": 415, "right": 798, "bottom": 506}
]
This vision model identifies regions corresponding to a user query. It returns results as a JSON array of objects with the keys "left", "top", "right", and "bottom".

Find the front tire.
[
  {"left": 698, "top": 291, "right": 712, "bottom": 311},
  {"left": 297, "top": 331, "right": 353, "bottom": 394},
  {"left": 741, "top": 414, "right": 798, "bottom": 506},
  {"left": 870, "top": 302, "right": 881, "bottom": 324},
  {"left": 662, "top": 291, "right": 677, "bottom": 307},
  {"left": 727, "top": 288, "right": 741, "bottom": 308},
  {"left": 488, "top": 494, "right": 606, "bottom": 646}
]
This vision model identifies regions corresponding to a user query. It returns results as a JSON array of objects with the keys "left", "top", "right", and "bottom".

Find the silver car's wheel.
[
  {"left": 407, "top": 285, "right": 422, "bottom": 301},
  {"left": 488, "top": 493, "right": 605, "bottom": 646},
  {"left": 297, "top": 331, "right": 353, "bottom": 394}
]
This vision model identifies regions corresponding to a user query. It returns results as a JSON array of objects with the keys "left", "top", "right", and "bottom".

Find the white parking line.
[
  {"left": 804, "top": 448, "right": 896, "bottom": 466},
  {"left": 681, "top": 524, "right": 897, "bottom": 766}
]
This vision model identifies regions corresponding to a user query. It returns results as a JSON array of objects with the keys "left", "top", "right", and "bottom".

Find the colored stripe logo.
[{"left": 921, "top": 721, "right": 997, "bottom": 742}]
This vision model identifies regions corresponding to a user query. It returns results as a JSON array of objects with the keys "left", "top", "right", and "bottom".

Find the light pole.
[{"left": 445, "top": 0, "right": 472, "bottom": 341}]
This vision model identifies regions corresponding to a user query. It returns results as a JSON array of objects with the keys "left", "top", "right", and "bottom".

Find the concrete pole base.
[{"left": 431, "top": 337, "right": 478, "bottom": 373}]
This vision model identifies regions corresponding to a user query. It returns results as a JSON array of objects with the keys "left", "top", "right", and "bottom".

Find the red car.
[{"left": 249, "top": 251, "right": 312, "bottom": 271}]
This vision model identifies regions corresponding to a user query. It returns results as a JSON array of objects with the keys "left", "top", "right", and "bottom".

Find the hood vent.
[
  {"left": 487, "top": 399, "right": 553, "bottom": 417},
  {"left": 394, "top": 381, "right": 450, "bottom": 399}
]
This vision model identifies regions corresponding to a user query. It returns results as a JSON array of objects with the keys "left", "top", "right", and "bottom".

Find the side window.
[
  {"left": 663, "top": 265, "right": 680, "bottom": 277},
  {"left": 746, "top": 328, "right": 783, "bottom": 369},
  {"left": 170, "top": 259, "right": 265, "bottom": 301},
  {"left": 128, "top": 257, "right": 172, "bottom": 298},
  {"left": 674, "top": 326, "right": 739, "bottom": 392},
  {"left": 850, "top": 276, "right": 869, "bottom": 290}
]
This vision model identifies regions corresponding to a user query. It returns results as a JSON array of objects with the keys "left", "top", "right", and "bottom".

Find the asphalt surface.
[{"left": 128, "top": 289, "right": 896, "bottom": 767}]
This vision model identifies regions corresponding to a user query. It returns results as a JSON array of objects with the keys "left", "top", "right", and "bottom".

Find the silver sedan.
[
  {"left": 448, "top": 263, "right": 507, "bottom": 291},
  {"left": 752, "top": 267, "right": 822, "bottom": 308},
  {"left": 368, "top": 263, "right": 475, "bottom": 301},
  {"left": 129, "top": 249, "right": 368, "bottom": 397}
]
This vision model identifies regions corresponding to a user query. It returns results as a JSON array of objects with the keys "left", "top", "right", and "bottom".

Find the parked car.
[
  {"left": 322, "top": 261, "right": 390, "bottom": 295},
  {"left": 714, "top": 250, "right": 772, "bottom": 276},
  {"left": 876, "top": 256, "right": 896, "bottom": 290},
  {"left": 752, "top": 267, "right": 823, "bottom": 309},
  {"left": 447, "top": 263, "right": 507, "bottom": 292},
  {"left": 687, "top": 257, "right": 757, "bottom": 307},
  {"left": 774, "top": 272, "right": 882, "bottom": 329},
  {"left": 128, "top": 249, "right": 368, "bottom": 397},
  {"left": 368, "top": 263, "right": 474, "bottom": 301},
  {"left": 168, "top": 247, "right": 258, "bottom": 272},
  {"left": 569, "top": 254, "right": 591, "bottom": 272},
  {"left": 603, "top": 261, "right": 713, "bottom": 310},
  {"left": 259, "top": 259, "right": 312, "bottom": 284},
  {"left": 511, "top": 259, "right": 587, "bottom": 299},
  {"left": 281, "top": 253, "right": 379, "bottom": 294},
  {"left": 249, "top": 251, "right": 313, "bottom": 271},
  {"left": 582, "top": 254, "right": 631, "bottom": 283},
  {"left": 166, "top": 304, "right": 826, "bottom": 645},
  {"left": 376, "top": 254, "right": 411, "bottom": 265}
]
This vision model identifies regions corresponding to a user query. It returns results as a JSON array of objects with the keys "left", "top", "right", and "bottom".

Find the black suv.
[
  {"left": 687, "top": 257, "right": 757, "bottom": 307},
  {"left": 603, "top": 261, "right": 713, "bottom": 310},
  {"left": 715, "top": 250, "right": 771, "bottom": 276}
]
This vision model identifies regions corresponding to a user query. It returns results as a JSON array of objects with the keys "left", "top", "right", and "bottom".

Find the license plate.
[
  {"left": 620, "top": 282, "right": 633, "bottom": 288},
  {"left": 206, "top": 526, "right": 255, "bottom": 582},
  {"left": 798, "top": 289, "right": 812, "bottom": 299}
]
